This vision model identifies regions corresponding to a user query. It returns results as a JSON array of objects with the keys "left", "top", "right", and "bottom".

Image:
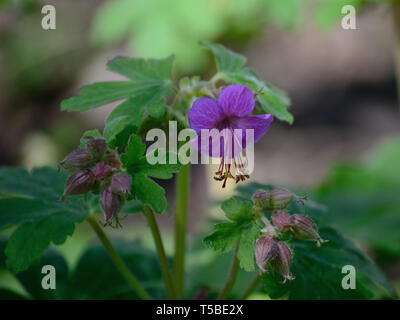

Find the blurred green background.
[{"left": 0, "top": 0, "right": 400, "bottom": 298}]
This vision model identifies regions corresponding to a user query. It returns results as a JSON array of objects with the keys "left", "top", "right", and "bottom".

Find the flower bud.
[
  {"left": 62, "top": 170, "right": 94, "bottom": 199},
  {"left": 269, "top": 188, "right": 295, "bottom": 210},
  {"left": 92, "top": 163, "right": 112, "bottom": 180},
  {"left": 100, "top": 187, "right": 123, "bottom": 222},
  {"left": 291, "top": 214, "right": 327, "bottom": 246},
  {"left": 255, "top": 236, "right": 278, "bottom": 272},
  {"left": 271, "top": 242, "right": 295, "bottom": 282},
  {"left": 272, "top": 211, "right": 292, "bottom": 231},
  {"left": 86, "top": 137, "right": 106, "bottom": 160},
  {"left": 110, "top": 173, "right": 131, "bottom": 195},
  {"left": 59, "top": 149, "right": 93, "bottom": 172},
  {"left": 252, "top": 188, "right": 297, "bottom": 211},
  {"left": 252, "top": 190, "right": 270, "bottom": 209}
]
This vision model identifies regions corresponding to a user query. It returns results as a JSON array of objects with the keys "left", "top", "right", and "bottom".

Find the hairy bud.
[
  {"left": 252, "top": 188, "right": 298, "bottom": 211},
  {"left": 92, "top": 163, "right": 112, "bottom": 180},
  {"left": 255, "top": 237, "right": 279, "bottom": 272},
  {"left": 100, "top": 187, "right": 123, "bottom": 222},
  {"left": 291, "top": 214, "right": 327, "bottom": 246},
  {"left": 59, "top": 149, "right": 93, "bottom": 172},
  {"left": 62, "top": 170, "right": 94, "bottom": 199},
  {"left": 272, "top": 211, "right": 292, "bottom": 231},
  {"left": 110, "top": 173, "right": 131, "bottom": 195},
  {"left": 252, "top": 190, "right": 269, "bottom": 209},
  {"left": 86, "top": 137, "right": 106, "bottom": 160},
  {"left": 269, "top": 188, "right": 295, "bottom": 210},
  {"left": 271, "top": 242, "right": 295, "bottom": 282}
]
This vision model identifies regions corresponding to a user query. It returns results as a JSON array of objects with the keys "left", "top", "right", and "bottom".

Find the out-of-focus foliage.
[
  {"left": 90, "top": 0, "right": 306, "bottom": 71},
  {"left": 314, "top": 137, "right": 400, "bottom": 256},
  {"left": 0, "top": 167, "right": 90, "bottom": 273},
  {"left": 0, "top": 239, "right": 165, "bottom": 299},
  {"left": 90, "top": 0, "right": 391, "bottom": 71}
]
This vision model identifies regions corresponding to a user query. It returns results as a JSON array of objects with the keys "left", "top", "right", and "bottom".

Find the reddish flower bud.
[
  {"left": 291, "top": 214, "right": 327, "bottom": 246},
  {"left": 100, "top": 187, "right": 123, "bottom": 222},
  {"left": 255, "top": 236, "right": 279, "bottom": 272},
  {"left": 62, "top": 170, "right": 95, "bottom": 199},
  {"left": 59, "top": 149, "right": 93, "bottom": 172},
  {"left": 252, "top": 190, "right": 269, "bottom": 209},
  {"left": 269, "top": 188, "right": 295, "bottom": 210},
  {"left": 110, "top": 173, "right": 131, "bottom": 195},
  {"left": 252, "top": 188, "right": 299, "bottom": 211},
  {"left": 86, "top": 137, "right": 106, "bottom": 159},
  {"left": 272, "top": 211, "right": 292, "bottom": 231},
  {"left": 92, "top": 163, "right": 112, "bottom": 180},
  {"left": 271, "top": 242, "right": 295, "bottom": 282}
]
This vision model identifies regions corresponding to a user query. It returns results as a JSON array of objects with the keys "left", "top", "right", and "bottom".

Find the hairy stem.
[
  {"left": 173, "top": 164, "right": 190, "bottom": 299},
  {"left": 143, "top": 205, "right": 176, "bottom": 299},
  {"left": 217, "top": 239, "right": 240, "bottom": 300},
  {"left": 85, "top": 215, "right": 151, "bottom": 300},
  {"left": 241, "top": 273, "right": 262, "bottom": 300}
]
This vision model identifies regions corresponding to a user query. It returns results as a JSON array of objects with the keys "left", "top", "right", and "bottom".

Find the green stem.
[
  {"left": 241, "top": 273, "right": 262, "bottom": 300},
  {"left": 173, "top": 164, "right": 190, "bottom": 299},
  {"left": 85, "top": 215, "right": 152, "bottom": 300},
  {"left": 217, "top": 240, "right": 240, "bottom": 300},
  {"left": 143, "top": 205, "right": 177, "bottom": 299}
]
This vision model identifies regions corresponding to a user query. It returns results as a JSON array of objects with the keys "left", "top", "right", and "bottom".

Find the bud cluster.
[
  {"left": 252, "top": 188, "right": 327, "bottom": 282},
  {"left": 60, "top": 137, "right": 131, "bottom": 227}
]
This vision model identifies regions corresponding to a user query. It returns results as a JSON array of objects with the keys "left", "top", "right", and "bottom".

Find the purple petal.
[
  {"left": 188, "top": 97, "right": 225, "bottom": 133},
  {"left": 230, "top": 114, "right": 273, "bottom": 146},
  {"left": 189, "top": 128, "right": 243, "bottom": 159},
  {"left": 217, "top": 84, "right": 255, "bottom": 117}
]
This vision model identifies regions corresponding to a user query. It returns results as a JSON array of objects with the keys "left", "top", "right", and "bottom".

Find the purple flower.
[{"left": 188, "top": 84, "right": 273, "bottom": 187}]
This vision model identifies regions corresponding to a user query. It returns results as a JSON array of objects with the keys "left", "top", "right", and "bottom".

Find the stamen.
[{"left": 214, "top": 152, "right": 250, "bottom": 188}]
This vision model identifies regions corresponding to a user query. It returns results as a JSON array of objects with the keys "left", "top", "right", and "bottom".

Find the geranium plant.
[{"left": 0, "top": 42, "right": 396, "bottom": 300}]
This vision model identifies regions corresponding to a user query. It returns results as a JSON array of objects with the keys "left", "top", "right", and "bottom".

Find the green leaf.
[
  {"left": 79, "top": 129, "right": 102, "bottom": 148},
  {"left": 15, "top": 248, "right": 70, "bottom": 299},
  {"left": 103, "top": 115, "right": 133, "bottom": 143},
  {"left": 61, "top": 56, "right": 174, "bottom": 112},
  {"left": 203, "top": 222, "right": 242, "bottom": 253},
  {"left": 220, "top": 68, "right": 293, "bottom": 124},
  {"left": 204, "top": 195, "right": 261, "bottom": 271},
  {"left": 201, "top": 41, "right": 247, "bottom": 72},
  {"left": 147, "top": 98, "right": 166, "bottom": 118},
  {"left": 202, "top": 41, "right": 293, "bottom": 124},
  {"left": 121, "top": 135, "right": 181, "bottom": 213},
  {"left": 0, "top": 167, "right": 91, "bottom": 273},
  {"left": 5, "top": 217, "right": 74, "bottom": 273},
  {"left": 131, "top": 174, "right": 166, "bottom": 214},
  {"left": 262, "top": 228, "right": 396, "bottom": 299},
  {"left": 221, "top": 196, "right": 254, "bottom": 222},
  {"left": 120, "top": 135, "right": 146, "bottom": 167},
  {"left": 237, "top": 222, "right": 261, "bottom": 272}
]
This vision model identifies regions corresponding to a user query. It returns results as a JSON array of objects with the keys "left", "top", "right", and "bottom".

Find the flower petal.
[
  {"left": 188, "top": 97, "right": 225, "bottom": 133},
  {"left": 230, "top": 114, "right": 273, "bottom": 146},
  {"left": 217, "top": 84, "right": 255, "bottom": 117}
]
